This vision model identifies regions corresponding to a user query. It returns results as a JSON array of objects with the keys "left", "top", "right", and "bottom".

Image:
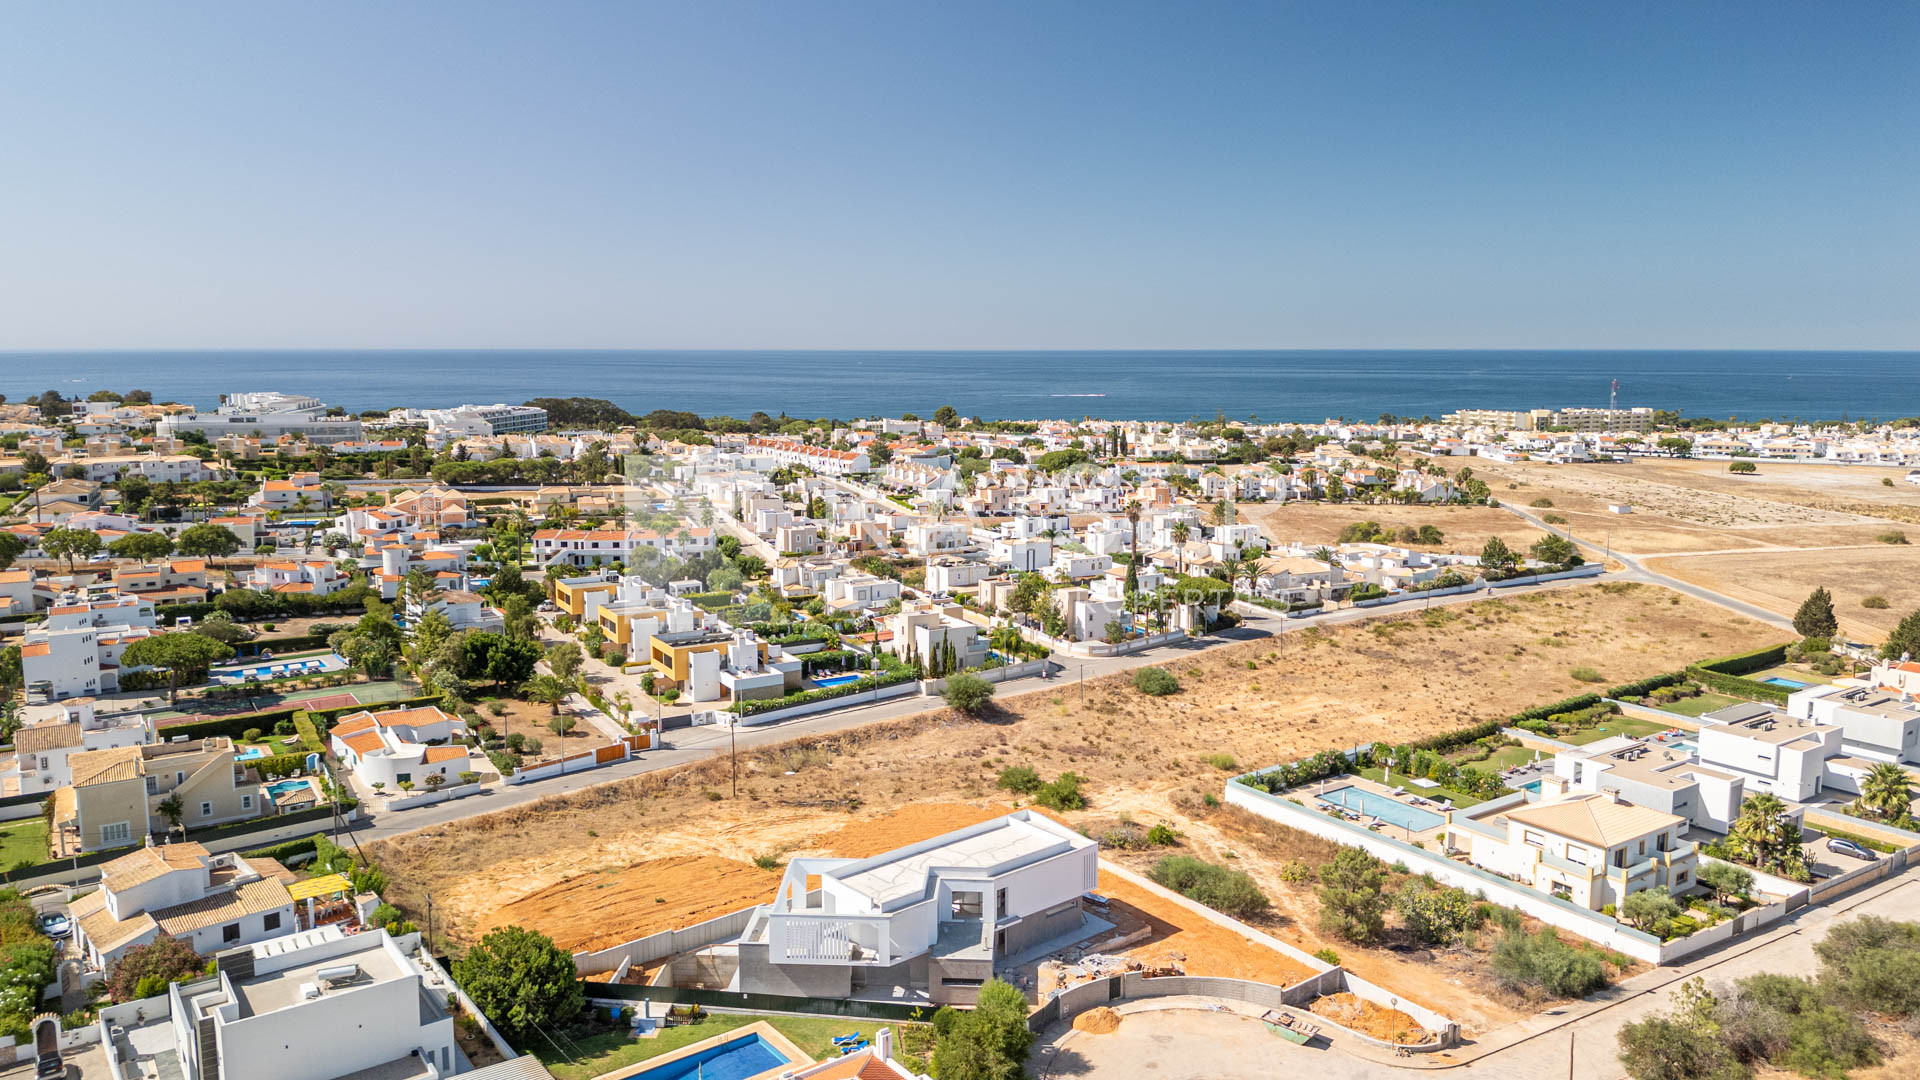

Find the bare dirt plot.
[
  {"left": 488, "top": 855, "right": 781, "bottom": 952},
  {"left": 1093, "top": 870, "right": 1313, "bottom": 988},
  {"left": 1242, "top": 502, "right": 1546, "bottom": 556},
  {"left": 1463, "top": 459, "right": 1899, "bottom": 550},
  {"left": 477, "top": 697, "right": 598, "bottom": 747},
  {"left": 1538, "top": 510, "right": 1770, "bottom": 556},
  {"left": 369, "top": 582, "right": 1776, "bottom": 1031},
  {"left": 1646, "top": 546, "right": 1920, "bottom": 639},
  {"left": 1629, "top": 459, "right": 1920, "bottom": 517}
]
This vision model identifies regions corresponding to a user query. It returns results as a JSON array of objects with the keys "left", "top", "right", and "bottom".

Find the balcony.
[{"left": 767, "top": 913, "right": 898, "bottom": 967}]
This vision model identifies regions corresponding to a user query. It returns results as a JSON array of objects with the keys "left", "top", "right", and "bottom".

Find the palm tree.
[
  {"left": 1124, "top": 499, "right": 1142, "bottom": 595},
  {"left": 1859, "top": 762, "right": 1913, "bottom": 821},
  {"left": 1170, "top": 521, "right": 1190, "bottom": 575},
  {"left": 1236, "top": 555, "right": 1267, "bottom": 596},
  {"left": 522, "top": 674, "right": 571, "bottom": 716},
  {"left": 1728, "top": 793, "right": 1805, "bottom": 875}
]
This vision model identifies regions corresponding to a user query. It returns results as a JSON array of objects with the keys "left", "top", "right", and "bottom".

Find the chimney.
[{"left": 876, "top": 1026, "right": 894, "bottom": 1060}]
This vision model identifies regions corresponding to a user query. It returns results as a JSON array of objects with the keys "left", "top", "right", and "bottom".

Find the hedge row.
[
  {"left": 1686, "top": 642, "right": 1793, "bottom": 705},
  {"left": 241, "top": 835, "right": 323, "bottom": 862},
  {"left": 1694, "top": 643, "right": 1791, "bottom": 677},
  {"left": 160, "top": 707, "right": 303, "bottom": 743},
  {"left": 730, "top": 668, "right": 918, "bottom": 716},
  {"left": 181, "top": 803, "right": 344, "bottom": 844},
  {"left": 1404, "top": 718, "right": 1506, "bottom": 754},
  {"left": 237, "top": 633, "right": 336, "bottom": 656},
  {"left": 1606, "top": 670, "right": 1689, "bottom": 699},
  {"left": 684, "top": 591, "right": 736, "bottom": 611},
  {"left": 1511, "top": 693, "right": 1604, "bottom": 724}
]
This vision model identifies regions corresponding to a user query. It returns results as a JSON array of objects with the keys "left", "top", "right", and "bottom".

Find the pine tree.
[
  {"left": 1883, "top": 608, "right": 1920, "bottom": 662},
  {"left": 1793, "top": 586, "right": 1839, "bottom": 639}
]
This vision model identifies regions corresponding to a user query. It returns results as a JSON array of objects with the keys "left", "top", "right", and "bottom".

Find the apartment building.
[
  {"left": 721, "top": 811, "right": 1097, "bottom": 1006},
  {"left": 249, "top": 559, "right": 351, "bottom": 596},
  {"left": 1696, "top": 703, "right": 1843, "bottom": 802},
  {"left": 329, "top": 706, "right": 474, "bottom": 791},
  {"left": 61, "top": 454, "right": 218, "bottom": 484},
  {"left": 1445, "top": 791, "right": 1696, "bottom": 911},
  {"left": 158, "top": 392, "right": 365, "bottom": 446},
  {"left": 21, "top": 595, "right": 160, "bottom": 701},
  {"left": 422, "top": 402, "right": 548, "bottom": 445},
  {"left": 249, "top": 471, "right": 332, "bottom": 513},
  {"left": 925, "top": 558, "right": 990, "bottom": 595},
  {"left": 546, "top": 570, "right": 622, "bottom": 618},
  {"left": 1789, "top": 684, "right": 1920, "bottom": 764},
  {"left": 72, "top": 842, "right": 296, "bottom": 970},
  {"left": 746, "top": 436, "right": 871, "bottom": 476},
  {"left": 103, "top": 927, "right": 459, "bottom": 1080},
  {"left": 55, "top": 737, "right": 267, "bottom": 852},
  {"left": 530, "top": 526, "right": 714, "bottom": 568}
]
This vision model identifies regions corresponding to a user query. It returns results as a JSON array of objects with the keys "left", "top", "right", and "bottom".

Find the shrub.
[
  {"left": 1621, "top": 888, "right": 1685, "bottom": 935},
  {"left": 1205, "top": 752, "right": 1237, "bottom": 771},
  {"left": 1313, "top": 948, "right": 1340, "bottom": 966},
  {"left": 1815, "top": 915, "right": 1920, "bottom": 1017},
  {"left": 1728, "top": 460, "right": 1757, "bottom": 474},
  {"left": 995, "top": 765, "right": 1042, "bottom": 795},
  {"left": 1145, "top": 823, "right": 1182, "bottom": 846},
  {"left": 1034, "top": 772, "right": 1088, "bottom": 812},
  {"left": 1148, "top": 855, "right": 1271, "bottom": 919},
  {"left": 242, "top": 728, "right": 263, "bottom": 742},
  {"left": 1541, "top": 512, "right": 1567, "bottom": 524},
  {"left": 940, "top": 673, "right": 996, "bottom": 715},
  {"left": 1279, "top": 859, "right": 1316, "bottom": 884},
  {"left": 1569, "top": 666, "right": 1604, "bottom": 683},
  {"left": 1862, "top": 594, "right": 1890, "bottom": 609},
  {"left": 1490, "top": 926, "right": 1608, "bottom": 998},
  {"left": 1878, "top": 530, "right": 1910, "bottom": 545},
  {"left": 1395, "top": 880, "right": 1482, "bottom": 946},
  {"left": 1529, "top": 498, "right": 1554, "bottom": 508},
  {"left": 106, "top": 936, "right": 204, "bottom": 1003},
  {"left": 1133, "top": 666, "right": 1180, "bottom": 696}
]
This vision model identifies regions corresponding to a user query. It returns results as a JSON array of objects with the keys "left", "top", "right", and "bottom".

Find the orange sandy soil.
[
  {"left": 1093, "top": 869, "right": 1312, "bottom": 988},
  {"left": 369, "top": 582, "right": 1773, "bottom": 1033},
  {"left": 1309, "top": 992, "right": 1428, "bottom": 1043}
]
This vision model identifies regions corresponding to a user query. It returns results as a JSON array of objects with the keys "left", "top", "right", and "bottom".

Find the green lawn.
[
  {"left": 1653, "top": 692, "right": 1744, "bottom": 718},
  {"left": 1355, "top": 766, "right": 1499, "bottom": 807},
  {"left": 1560, "top": 716, "right": 1677, "bottom": 745},
  {"left": 536, "top": 1013, "right": 933, "bottom": 1080},
  {"left": 1448, "top": 743, "right": 1542, "bottom": 774},
  {"left": 0, "top": 821, "right": 50, "bottom": 870}
]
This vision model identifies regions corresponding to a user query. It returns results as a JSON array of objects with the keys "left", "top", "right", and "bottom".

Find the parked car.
[
  {"left": 1826, "top": 836, "right": 1878, "bottom": 862},
  {"left": 36, "top": 913, "right": 71, "bottom": 939}
]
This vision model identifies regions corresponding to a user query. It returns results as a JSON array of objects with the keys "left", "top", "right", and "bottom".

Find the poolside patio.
[{"left": 1297, "top": 774, "right": 1451, "bottom": 845}]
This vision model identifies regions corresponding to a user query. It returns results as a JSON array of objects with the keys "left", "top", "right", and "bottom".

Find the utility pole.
[{"left": 729, "top": 717, "right": 738, "bottom": 798}]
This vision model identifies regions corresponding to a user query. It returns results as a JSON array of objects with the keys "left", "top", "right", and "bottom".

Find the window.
[
  {"left": 99, "top": 821, "right": 131, "bottom": 846},
  {"left": 200, "top": 802, "right": 213, "bottom": 818},
  {"left": 37, "top": 757, "right": 48, "bottom": 771},
  {"left": 241, "top": 795, "right": 253, "bottom": 810},
  {"left": 263, "top": 913, "right": 281, "bottom": 932},
  {"left": 951, "top": 891, "right": 984, "bottom": 919},
  {"left": 1522, "top": 829, "right": 1545, "bottom": 848},
  {"left": 1673, "top": 871, "right": 1688, "bottom": 886},
  {"left": 397, "top": 773, "right": 412, "bottom": 784},
  {"left": 1564, "top": 846, "right": 1587, "bottom": 866},
  {"left": 222, "top": 923, "right": 241, "bottom": 943}
]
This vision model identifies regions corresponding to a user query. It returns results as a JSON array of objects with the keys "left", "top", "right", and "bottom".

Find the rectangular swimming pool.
[
  {"left": 1317, "top": 785, "right": 1446, "bottom": 832},
  {"left": 631, "top": 1034, "right": 789, "bottom": 1080},
  {"left": 1762, "top": 676, "right": 1809, "bottom": 689},
  {"left": 811, "top": 674, "right": 864, "bottom": 688}
]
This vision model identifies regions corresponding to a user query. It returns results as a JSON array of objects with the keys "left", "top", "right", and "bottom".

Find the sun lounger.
[{"left": 831, "top": 1033, "right": 863, "bottom": 1046}]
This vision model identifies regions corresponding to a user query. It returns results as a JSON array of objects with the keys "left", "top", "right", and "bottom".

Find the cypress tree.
[{"left": 1793, "top": 587, "right": 1838, "bottom": 639}]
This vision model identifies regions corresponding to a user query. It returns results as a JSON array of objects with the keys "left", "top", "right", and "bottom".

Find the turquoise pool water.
[
  {"left": 266, "top": 779, "right": 315, "bottom": 798},
  {"left": 1763, "top": 676, "right": 1809, "bottom": 689},
  {"left": 237, "top": 746, "right": 269, "bottom": 760},
  {"left": 1317, "top": 786, "right": 1446, "bottom": 832},
  {"left": 812, "top": 674, "right": 863, "bottom": 688},
  {"left": 1522, "top": 779, "right": 1543, "bottom": 793},
  {"left": 632, "top": 1034, "right": 788, "bottom": 1080}
]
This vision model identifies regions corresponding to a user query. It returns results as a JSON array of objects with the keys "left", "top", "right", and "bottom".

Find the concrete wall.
[
  {"left": 735, "top": 941, "right": 854, "bottom": 997},
  {"left": 1030, "top": 972, "right": 1460, "bottom": 1052},
  {"left": 730, "top": 680, "right": 920, "bottom": 727},
  {"left": 572, "top": 907, "right": 758, "bottom": 976}
]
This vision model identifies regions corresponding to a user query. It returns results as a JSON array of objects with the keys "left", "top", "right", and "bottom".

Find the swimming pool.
[
  {"left": 1762, "top": 676, "right": 1810, "bottom": 689},
  {"left": 630, "top": 1034, "right": 789, "bottom": 1080},
  {"left": 236, "top": 746, "right": 270, "bottom": 760},
  {"left": 1317, "top": 785, "right": 1446, "bottom": 832},
  {"left": 266, "top": 779, "right": 316, "bottom": 799},
  {"left": 1522, "top": 779, "right": 1543, "bottom": 794},
  {"left": 812, "top": 674, "right": 864, "bottom": 688}
]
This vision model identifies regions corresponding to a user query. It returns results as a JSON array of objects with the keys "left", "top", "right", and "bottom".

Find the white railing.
[{"left": 768, "top": 914, "right": 895, "bottom": 966}]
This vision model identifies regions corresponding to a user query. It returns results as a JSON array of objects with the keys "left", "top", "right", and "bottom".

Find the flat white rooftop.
[{"left": 832, "top": 811, "right": 1088, "bottom": 909}]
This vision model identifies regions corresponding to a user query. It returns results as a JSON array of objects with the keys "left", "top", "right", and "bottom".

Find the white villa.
[
  {"left": 708, "top": 811, "right": 1097, "bottom": 1006},
  {"left": 1789, "top": 683, "right": 1920, "bottom": 765},
  {"left": 1446, "top": 791, "right": 1697, "bottom": 911},
  {"left": 71, "top": 841, "right": 296, "bottom": 971},
  {"left": 328, "top": 706, "right": 474, "bottom": 792}
]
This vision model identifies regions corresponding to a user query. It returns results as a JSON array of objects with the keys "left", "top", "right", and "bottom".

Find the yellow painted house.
[{"left": 548, "top": 575, "right": 620, "bottom": 618}]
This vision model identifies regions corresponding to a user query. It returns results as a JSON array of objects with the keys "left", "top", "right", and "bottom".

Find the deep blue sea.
[{"left": 0, "top": 350, "right": 1915, "bottom": 424}]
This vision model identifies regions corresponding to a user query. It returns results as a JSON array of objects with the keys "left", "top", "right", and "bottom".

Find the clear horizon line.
[{"left": 2, "top": 345, "right": 1918, "bottom": 355}]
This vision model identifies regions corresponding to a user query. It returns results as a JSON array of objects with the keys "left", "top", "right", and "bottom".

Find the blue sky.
[{"left": 1, "top": 1, "right": 1914, "bottom": 349}]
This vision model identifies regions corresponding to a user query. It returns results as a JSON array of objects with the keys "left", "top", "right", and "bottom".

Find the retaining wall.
[
  {"left": 1486, "top": 564, "right": 1605, "bottom": 588},
  {"left": 920, "top": 658, "right": 1049, "bottom": 695},
  {"left": 572, "top": 907, "right": 759, "bottom": 976},
  {"left": 1029, "top": 972, "right": 1459, "bottom": 1051}
]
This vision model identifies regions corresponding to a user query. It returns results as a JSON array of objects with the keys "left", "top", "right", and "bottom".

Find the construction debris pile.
[{"left": 1038, "top": 951, "right": 1186, "bottom": 998}]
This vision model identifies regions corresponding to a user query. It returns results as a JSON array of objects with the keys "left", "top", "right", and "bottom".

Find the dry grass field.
[
  {"left": 1647, "top": 546, "right": 1920, "bottom": 639},
  {"left": 368, "top": 582, "right": 1780, "bottom": 1034},
  {"left": 1462, "top": 458, "right": 1916, "bottom": 554},
  {"left": 1243, "top": 501, "right": 1547, "bottom": 556}
]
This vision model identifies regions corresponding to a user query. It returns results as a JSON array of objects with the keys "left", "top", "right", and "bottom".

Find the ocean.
[{"left": 0, "top": 350, "right": 1915, "bottom": 424}]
